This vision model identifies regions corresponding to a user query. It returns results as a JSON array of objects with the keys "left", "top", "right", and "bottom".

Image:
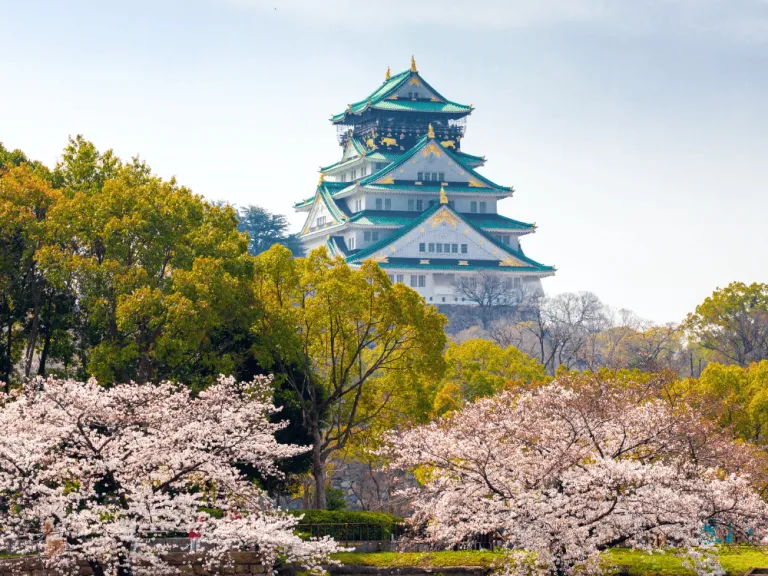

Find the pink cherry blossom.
[
  {"left": 0, "top": 375, "right": 341, "bottom": 575},
  {"left": 385, "top": 374, "right": 768, "bottom": 576}
]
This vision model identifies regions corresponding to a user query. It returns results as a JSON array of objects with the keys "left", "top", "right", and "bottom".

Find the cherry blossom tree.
[
  {"left": 0, "top": 375, "right": 340, "bottom": 576},
  {"left": 385, "top": 373, "right": 768, "bottom": 576}
]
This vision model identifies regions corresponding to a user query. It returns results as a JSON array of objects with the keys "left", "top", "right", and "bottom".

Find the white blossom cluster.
[
  {"left": 0, "top": 375, "right": 340, "bottom": 575},
  {"left": 385, "top": 376, "right": 768, "bottom": 576}
]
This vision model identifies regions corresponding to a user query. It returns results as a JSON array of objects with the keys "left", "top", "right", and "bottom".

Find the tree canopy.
[
  {"left": 252, "top": 245, "right": 446, "bottom": 508},
  {"left": 686, "top": 282, "right": 768, "bottom": 366}
]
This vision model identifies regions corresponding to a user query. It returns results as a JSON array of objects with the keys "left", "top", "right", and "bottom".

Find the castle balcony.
[{"left": 337, "top": 116, "right": 467, "bottom": 146}]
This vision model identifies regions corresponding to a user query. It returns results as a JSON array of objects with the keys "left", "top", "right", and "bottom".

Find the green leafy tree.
[
  {"left": 237, "top": 205, "right": 304, "bottom": 257},
  {"left": 432, "top": 338, "right": 548, "bottom": 415},
  {"left": 0, "top": 164, "right": 61, "bottom": 387},
  {"left": 686, "top": 282, "right": 768, "bottom": 366},
  {"left": 253, "top": 245, "right": 446, "bottom": 509},
  {"left": 690, "top": 361, "right": 768, "bottom": 446},
  {"left": 52, "top": 135, "right": 121, "bottom": 194},
  {"left": 39, "top": 138, "right": 257, "bottom": 385}
]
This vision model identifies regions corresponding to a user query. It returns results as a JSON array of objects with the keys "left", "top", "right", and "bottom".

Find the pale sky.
[{"left": 1, "top": 0, "right": 767, "bottom": 323}]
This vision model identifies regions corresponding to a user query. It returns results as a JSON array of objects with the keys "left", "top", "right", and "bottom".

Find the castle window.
[
  {"left": 397, "top": 274, "right": 404, "bottom": 283},
  {"left": 419, "top": 243, "right": 426, "bottom": 252},
  {"left": 372, "top": 231, "right": 380, "bottom": 241},
  {"left": 349, "top": 237, "right": 355, "bottom": 249},
  {"left": 443, "top": 243, "right": 450, "bottom": 253},
  {"left": 451, "top": 244, "right": 458, "bottom": 253},
  {"left": 448, "top": 200, "right": 455, "bottom": 208},
  {"left": 461, "top": 244, "right": 468, "bottom": 254},
  {"left": 416, "top": 199, "right": 423, "bottom": 210},
  {"left": 423, "top": 173, "right": 431, "bottom": 182},
  {"left": 361, "top": 165, "right": 367, "bottom": 176},
  {"left": 388, "top": 274, "right": 394, "bottom": 283},
  {"left": 436, "top": 244, "right": 443, "bottom": 253},
  {"left": 432, "top": 172, "right": 438, "bottom": 181},
  {"left": 384, "top": 198, "right": 392, "bottom": 210},
  {"left": 351, "top": 169, "right": 357, "bottom": 180},
  {"left": 316, "top": 216, "right": 326, "bottom": 227},
  {"left": 417, "top": 172, "right": 423, "bottom": 181},
  {"left": 376, "top": 162, "right": 386, "bottom": 171},
  {"left": 428, "top": 243, "right": 435, "bottom": 252},
  {"left": 375, "top": 198, "right": 383, "bottom": 210},
  {"left": 408, "top": 199, "right": 415, "bottom": 211},
  {"left": 470, "top": 201, "right": 477, "bottom": 213},
  {"left": 410, "top": 275, "right": 418, "bottom": 288},
  {"left": 439, "top": 172, "right": 445, "bottom": 182},
  {"left": 364, "top": 231, "right": 371, "bottom": 241},
  {"left": 340, "top": 174, "right": 346, "bottom": 183},
  {"left": 429, "top": 200, "right": 437, "bottom": 207},
  {"left": 479, "top": 201, "right": 487, "bottom": 213},
  {"left": 502, "top": 234, "right": 510, "bottom": 245}
]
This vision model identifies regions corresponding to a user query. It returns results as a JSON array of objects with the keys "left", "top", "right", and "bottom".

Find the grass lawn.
[{"left": 332, "top": 547, "right": 768, "bottom": 574}]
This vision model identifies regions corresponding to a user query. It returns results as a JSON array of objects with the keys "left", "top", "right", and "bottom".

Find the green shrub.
[
  {"left": 288, "top": 510, "right": 404, "bottom": 541},
  {"left": 326, "top": 488, "right": 347, "bottom": 511}
]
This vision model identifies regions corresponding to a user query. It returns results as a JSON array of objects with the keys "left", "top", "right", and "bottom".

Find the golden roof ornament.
[
  {"left": 439, "top": 185, "right": 448, "bottom": 204},
  {"left": 411, "top": 55, "right": 417, "bottom": 73},
  {"left": 318, "top": 172, "right": 325, "bottom": 186},
  {"left": 427, "top": 123, "right": 435, "bottom": 139},
  {"left": 385, "top": 66, "right": 391, "bottom": 80}
]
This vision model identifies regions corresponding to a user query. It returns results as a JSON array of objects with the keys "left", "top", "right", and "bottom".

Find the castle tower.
[{"left": 294, "top": 58, "right": 554, "bottom": 305}]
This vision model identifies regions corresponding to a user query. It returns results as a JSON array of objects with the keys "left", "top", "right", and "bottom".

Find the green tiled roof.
[
  {"left": 348, "top": 210, "right": 414, "bottom": 227},
  {"left": 377, "top": 257, "right": 555, "bottom": 274},
  {"left": 319, "top": 185, "right": 346, "bottom": 223},
  {"left": 465, "top": 214, "right": 534, "bottom": 231},
  {"left": 347, "top": 210, "right": 534, "bottom": 231},
  {"left": 295, "top": 182, "right": 348, "bottom": 222},
  {"left": 455, "top": 150, "right": 485, "bottom": 165},
  {"left": 346, "top": 203, "right": 553, "bottom": 273},
  {"left": 326, "top": 236, "right": 349, "bottom": 258},
  {"left": 370, "top": 100, "right": 471, "bottom": 114},
  {"left": 358, "top": 135, "right": 509, "bottom": 191},
  {"left": 294, "top": 181, "right": 349, "bottom": 209},
  {"left": 331, "top": 69, "right": 471, "bottom": 123}
]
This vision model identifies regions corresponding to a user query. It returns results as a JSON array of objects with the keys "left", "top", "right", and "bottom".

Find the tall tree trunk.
[
  {"left": 87, "top": 559, "right": 106, "bottom": 576},
  {"left": 23, "top": 283, "right": 44, "bottom": 378},
  {"left": 117, "top": 552, "right": 133, "bottom": 576},
  {"left": 38, "top": 329, "right": 52, "bottom": 376},
  {"left": 311, "top": 430, "right": 327, "bottom": 509},
  {"left": 4, "top": 320, "right": 12, "bottom": 391}
]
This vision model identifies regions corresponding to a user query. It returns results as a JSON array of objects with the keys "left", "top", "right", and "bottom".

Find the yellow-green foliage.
[
  {"left": 432, "top": 339, "right": 549, "bottom": 415},
  {"left": 691, "top": 361, "right": 768, "bottom": 445}
]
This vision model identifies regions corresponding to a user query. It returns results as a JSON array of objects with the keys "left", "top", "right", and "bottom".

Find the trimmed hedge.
[{"left": 288, "top": 510, "right": 404, "bottom": 541}]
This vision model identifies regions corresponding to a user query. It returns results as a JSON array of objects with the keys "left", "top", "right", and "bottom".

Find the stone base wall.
[
  {"left": 0, "top": 552, "right": 268, "bottom": 575},
  {"left": 278, "top": 459, "right": 417, "bottom": 514}
]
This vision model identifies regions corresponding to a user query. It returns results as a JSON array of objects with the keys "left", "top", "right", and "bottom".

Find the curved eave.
[
  {"left": 321, "top": 155, "right": 365, "bottom": 173},
  {"left": 301, "top": 221, "right": 349, "bottom": 240},
  {"left": 332, "top": 102, "right": 471, "bottom": 124},
  {"left": 361, "top": 184, "right": 513, "bottom": 197},
  {"left": 484, "top": 227, "right": 535, "bottom": 236},
  {"left": 347, "top": 255, "right": 556, "bottom": 276}
]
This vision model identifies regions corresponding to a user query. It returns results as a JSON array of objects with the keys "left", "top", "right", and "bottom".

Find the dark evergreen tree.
[{"left": 236, "top": 205, "right": 304, "bottom": 257}]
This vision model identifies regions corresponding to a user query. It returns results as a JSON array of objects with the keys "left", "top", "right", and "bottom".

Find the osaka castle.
[{"left": 294, "top": 57, "right": 554, "bottom": 304}]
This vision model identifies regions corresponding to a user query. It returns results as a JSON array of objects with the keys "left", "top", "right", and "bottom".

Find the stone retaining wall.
[{"left": 0, "top": 552, "right": 268, "bottom": 575}]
